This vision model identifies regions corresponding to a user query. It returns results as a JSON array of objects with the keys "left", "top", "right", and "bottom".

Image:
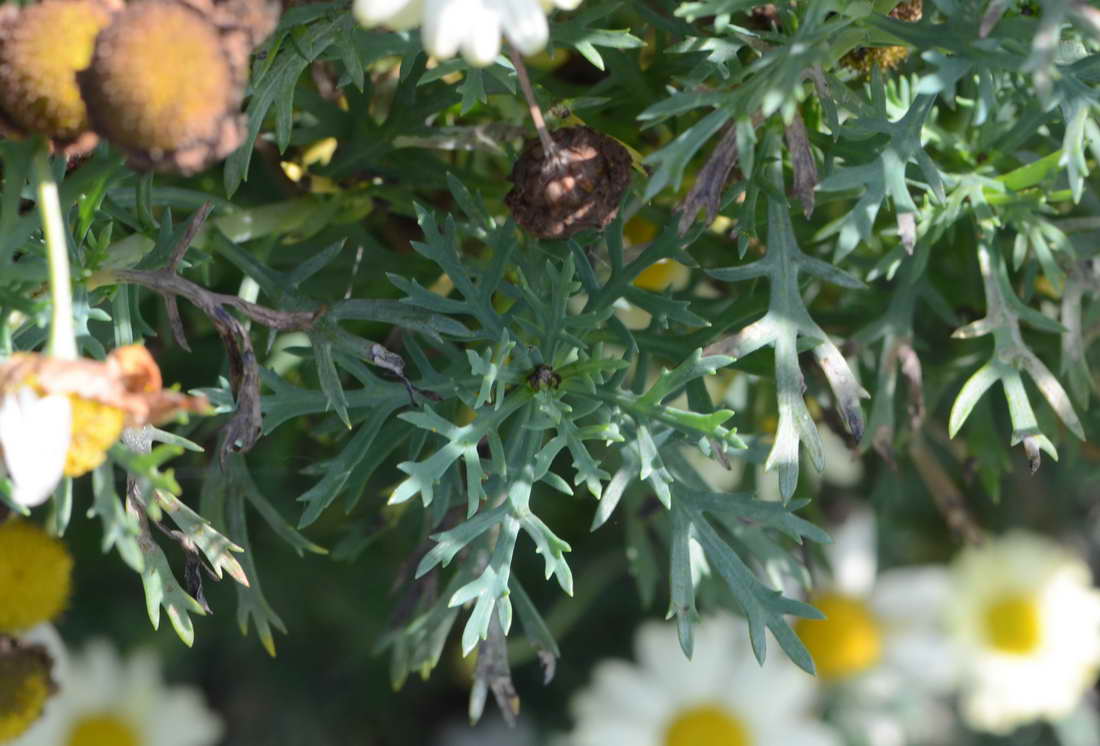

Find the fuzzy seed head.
[
  {"left": 79, "top": 0, "right": 245, "bottom": 171},
  {"left": 0, "top": 0, "right": 116, "bottom": 139}
]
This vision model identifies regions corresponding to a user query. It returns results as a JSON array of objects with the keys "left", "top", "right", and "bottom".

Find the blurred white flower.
[
  {"left": 569, "top": 614, "right": 840, "bottom": 746},
  {"left": 352, "top": 0, "right": 581, "bottom": 67},
  {"left": 947, "top": 531, "right": 1100, "bottom": 734},
  {"left": 795, "top": 510, "right": 956, "bottom": 746},
  {"left": 0, "top": 387, "right": 71, "bottom": 508},
  {"left": 10, "top": 638, "right": 223, "bottom": 746}
]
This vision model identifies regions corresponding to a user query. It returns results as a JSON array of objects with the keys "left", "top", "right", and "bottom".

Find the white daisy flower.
[
  {"left": 568, "top": 614, "right": 840, "bottom": 746},
  {"left": 10, "top": 638, "right": 223, "bottom": 746},
  {"left": 946, "top": 531, "right": 1100, "bottom": 734},
  {"left": 795, "top": 510, "right": 956, "bottom": 746},
  {"left": 352, "top": 0, "right": 582, "bottom": 68},
  {"left": 0, "top": 387, "right": 71, "bottom": 509}
]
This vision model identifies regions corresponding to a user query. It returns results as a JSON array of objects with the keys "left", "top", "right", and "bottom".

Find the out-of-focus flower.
[
  {"left": 796, "top": 511, "right": 953, "bottom": 684},
  {"left": 569, "top": 614, "right": 840, "bottom": 746},
  {"left": 0, "top": 625, "right": 65, "bottom": 742},
  {"left": 947, "top": 531, "right": 1100, "bottom": 734},
  {"left": 0, "top": 521, "right": 72, "bottom": 635},
  {"left": 633, "top": 259, "right": 691, "bottom": 293},
  {"left": 352, "top": 0, "right": 582, "bottom": 67},
  {"left": 795, "top": 510, "right": 956, "bottom": 746},
  {"left": 10, "top": 637, "right": 223, "bottom": 746},
  {"left": 0, "top": 345, "right": 208, "bottom": 508}
]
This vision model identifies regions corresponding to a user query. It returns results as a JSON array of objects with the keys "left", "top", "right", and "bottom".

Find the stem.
[
  {"left": 508, "top": 45, "right": 558, "bottom": 159},
  {"left": 33, "top": 146, "right": 77, "bottom": 360}
]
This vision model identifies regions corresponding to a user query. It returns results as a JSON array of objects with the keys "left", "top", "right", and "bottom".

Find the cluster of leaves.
[{"left": 2, "top": 0, "right": 1100, "bottom": 720}]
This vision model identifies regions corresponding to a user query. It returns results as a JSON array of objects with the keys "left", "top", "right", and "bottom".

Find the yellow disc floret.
[
  {"left": 983, "top": 593, "right": 1043, "bottom": 655},
  {"left": 79, "top": 0, "right": 242, "bottom": 163},
  {"left": 0, "top": 641, "right": 55, "bottom": 742},
  {"left": 67, "top": 713, "right": 141, "bottom": 746},
  {"left": 0, "top": 0, "right": 116, "bottom": 139},
  {"left": 795, "top": 592, "right": 883, "bottom": 680},
  {"left": 663, "top": 703, "right": 751, "bottom": 746},
  {"left": 64, "top": 396, "right": 126, "bottom": 478},
  {"left": 0, "top": 521, "right": 73, "bottom": 633}
]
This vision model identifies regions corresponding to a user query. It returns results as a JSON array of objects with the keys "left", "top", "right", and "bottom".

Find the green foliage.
[{"left": 2, "top": 0, "right": 1100, "bottom": 721}]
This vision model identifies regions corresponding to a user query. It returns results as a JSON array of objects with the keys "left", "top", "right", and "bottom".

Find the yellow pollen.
[
  {"left": 67, "top": 713, "right": 141, "bottom": 746},
  {"left": 0, "top": 647, "right": 52, "bottom": 742},
  {"left": 64, "top": 396, "right": 126, "bottom": 477},
  {"left": 0, "top": 520, "right": 73, "bottom": 633},
  {"left": 983, "top": 594, "right": 1042, "bottom": 655},
  {"left": 794, "top": 592, "right": 883, "bottom": 680},
  {"left": 664, "top": 703, "right": 751, "bottom": 746}
]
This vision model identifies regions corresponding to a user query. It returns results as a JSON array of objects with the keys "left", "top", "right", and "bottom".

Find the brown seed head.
[
  {"left": 0, "top": 0, "right": 119, "bottom": 144},
  {"left": 77, "top": 0, "right": 247, "bottom": 174},
  {"left": 505, "top": 126, "right": 633, "bottom": 239}
]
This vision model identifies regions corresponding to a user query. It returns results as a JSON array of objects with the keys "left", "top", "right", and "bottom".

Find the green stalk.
[{"left": 33, "top": 145, "right": 77, "bottom": 360}]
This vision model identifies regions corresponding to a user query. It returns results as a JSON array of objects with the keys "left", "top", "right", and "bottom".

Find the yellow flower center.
[
  {"left": 0, "top": 645, "right": 53, "bottom": 742},
  {"left": 67, "top": 713, "right": 141, "bottom": 746},
  {"left": 794, "top": 592, "right": 883, "bottom": 680},
  {"left": 664, "top": 703, "right": 751, "bottom": 746},
  {"left": 983, "top": 593, "right": 1042, "bottom": 655},
  {"left": 0, "top": 520, "right": 73, "bottom": 633},
  {"left": 64, "top": 396, "right": 126, "bottom": 477},
  {"left": 0, "top": 0, "right": 114, "bottom": 137},
  {"left": 633, "top": 259, "right": 689, "bottom": 292}
]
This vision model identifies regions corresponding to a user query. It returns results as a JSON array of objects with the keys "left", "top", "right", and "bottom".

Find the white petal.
[
  {"left": 0, "top": 389, "right": 71, "bottom": 508},
  {"left": 423, "top": 0, "right": 475, "bottom": 60},
  {"left": 499, "top": 0, "right": 548, "bottom": 56},
  {"left": 460, "top": 1, "right": 503, "bottom": 66},
  {"left": 352, "top": 0, "right": 416, "bottom": 26},
  {"left": 818, "top": 425, "right": 864, "bottom": 487},
  {"left": 828, "top": 508, "right": 877, "bottom": 596}
]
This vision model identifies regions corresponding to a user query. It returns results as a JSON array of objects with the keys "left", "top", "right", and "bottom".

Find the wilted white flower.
[
  {"left": 569, "top": 614, "right": 840, "bottom": 746},
  {"left": 11, "top": 638, "right": 223, "bottom": 746},
  {"left": 353, "top": 0, "right": 582, "bottom": 67},
  {"left": 947, "top": 531, "right": 1100, "bottom": 734},
  {"left": 0, "top": 387, "right": 71, "bottom": 508}
]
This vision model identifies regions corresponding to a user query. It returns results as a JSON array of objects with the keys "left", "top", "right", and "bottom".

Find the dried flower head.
[
  {"left": 0, "top": 633, "right": 58, "bottom": 742},
  {"left": 180, "top": 0, "right": 281, "bottom": 50},
  {"left": 505, "top": 126, "right": 633, "bottom": 239},
  {"left": 77, "top": 0, "right": 248, "bottom": 174},
  {"left": 0, "top": 0, "right": 120, "bottom": 153}
]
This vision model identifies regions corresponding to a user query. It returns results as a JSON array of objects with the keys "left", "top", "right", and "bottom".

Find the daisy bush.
[{"left": 1, "top": 0, "right": 1100, "bottom": 743}]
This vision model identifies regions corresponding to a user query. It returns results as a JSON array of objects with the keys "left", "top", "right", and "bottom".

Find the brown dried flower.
[
  {"left": 77, "top": 0, "right": 248, "bottom": 174},
  {"left": 505, "top": 126, "right": 633, "bottom": 239},
  {"left": 0, "top": 0, "right": 121, "bottom": 155}
]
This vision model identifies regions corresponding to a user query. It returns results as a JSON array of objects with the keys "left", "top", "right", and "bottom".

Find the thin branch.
[
  {"left": 103, "top": 207, "right": 321, "bottom": 464},
  {"left": 508, "top": 45, "right": 558, "bottom": 160}
]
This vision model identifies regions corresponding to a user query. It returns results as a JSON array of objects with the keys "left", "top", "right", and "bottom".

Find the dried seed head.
[
  {"left": 180, "top": 0, "right": 281, "bottom": 50},
  {"left": 0, "top": 0, "right": 119, "bottom": 145},
  {"left": 77, "top": 0, "right": 247, "bottom": 174},
  {"left": 0, "top": 634, "right": 58, "bottom": 741},
  {"left": 505, "top": 126, "right": 633, "bottom": 239}
]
